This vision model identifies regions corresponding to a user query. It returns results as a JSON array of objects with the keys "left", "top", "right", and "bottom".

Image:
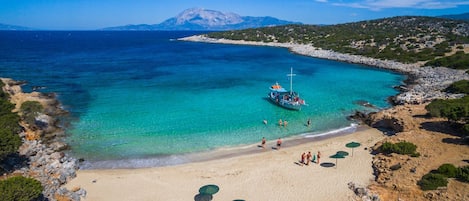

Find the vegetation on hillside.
[
  {"left": 379, "top": 141, "right": 420, "bottom": 157},
  {"left": 0, "top": 176, "right": 43, "bottom": 201},
  {"left": 0, "top": 81, "right": 45, "bottom": 200},
  {"left": 0, "top": 82, "right": 21, "bottom": 161},
  {"left": 418, "top": 164, "right": 469, "bottom": 190},
  {"left": 426, "top": 79, "right": 469, "bottom": 137},
  {"left": 207, "top": 16, "right": 469, "bottom": 67},
  {"left": 20, "top": 100, "right": 44, "bottom": 130},
  {"left": 425, "top": 51, "right": 469, "bottom": 69},
  {"left": 445, "top": 80, "right": 469, "bottom": 94}
]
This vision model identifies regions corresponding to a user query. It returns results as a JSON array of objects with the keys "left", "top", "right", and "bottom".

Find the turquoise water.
[{"left": 0, "top": 31, "right": 404, "bottom": 168}]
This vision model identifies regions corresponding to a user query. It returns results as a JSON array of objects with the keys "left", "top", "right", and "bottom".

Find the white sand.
[{"left": 66, "top": 127, "right": 385, "bottom": 201}]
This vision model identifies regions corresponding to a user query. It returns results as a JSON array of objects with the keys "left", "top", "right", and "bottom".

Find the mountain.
[
  {"left": 103, "top": 8, "right": 300, "bottom": 31},
  {"left": 438, "top": 12, "right": 469, "bottom": 21},
  {"left": 0, "top": 23, "right": 34, "bottom": 30}
]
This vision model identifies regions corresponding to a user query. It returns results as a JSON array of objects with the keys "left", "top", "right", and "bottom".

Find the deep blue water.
[{"left": 0, "top": 31, "right": 404, "bottom": 168}]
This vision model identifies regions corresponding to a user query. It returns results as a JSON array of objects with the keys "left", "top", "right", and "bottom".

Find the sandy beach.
[{"left": 66, "top": 127, "right": 384, "bottom": 201}]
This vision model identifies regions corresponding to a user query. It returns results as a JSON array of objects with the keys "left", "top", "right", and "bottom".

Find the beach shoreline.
[
  {"left": 78, "top": 123, "right": 362, "bottom": 169},
  {"left": 66, "top": 126, "right": 386, "bottom": 201}
]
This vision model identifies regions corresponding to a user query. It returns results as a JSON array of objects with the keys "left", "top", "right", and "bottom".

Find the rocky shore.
[
  {"left": 179, "top": 35, "right": 469, "bottom": 105},
  {"left": 1, "top": 78, "right": 84, "bottom": 201}
]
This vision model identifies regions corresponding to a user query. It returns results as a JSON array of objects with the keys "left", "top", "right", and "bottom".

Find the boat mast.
[{"left": 287, "top": 67, "right": 296, "bottom": 95}]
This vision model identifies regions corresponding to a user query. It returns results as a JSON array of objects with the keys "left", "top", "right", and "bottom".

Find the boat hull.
[{"left": 268, "top": 92, "right": 302, "bottom": 110}]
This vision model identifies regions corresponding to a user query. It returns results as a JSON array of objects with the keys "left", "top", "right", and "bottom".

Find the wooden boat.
[{"left": 268, "top": 68, "right": 306, "bottom": 110}]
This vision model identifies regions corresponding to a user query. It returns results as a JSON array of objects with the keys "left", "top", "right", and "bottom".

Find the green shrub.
[
  {"left": 418, "top": 173, "right": 448, "bottom": 190},
  {"left": 457, "top": 166, "right": 469, "bottom": 182},
  {"left": 379, "top": 141, "right": 418, "bottom": 156},
  {"left": 425, "top": 96, "right": 469, "bottom": 121},
  {"left": 0, "top": 176, "right": 43, "bottom": 201},
  {"left": 437, "top": 163, "right": 458, "bottom": 178},
  {"left": 20, "top": 101, "right": 43, "bottom": 127},
  {"left": 0, "top": 128, "right": 21, "bottom": 160},
  {"left": 379, "top": 142, "right": 395, "bottom": 154},
  {"left": 393, "top": 142, "right": 417, "bottom": 155},
  {"left": 445, "top": 80, "right": 469, "bottom": 94}
]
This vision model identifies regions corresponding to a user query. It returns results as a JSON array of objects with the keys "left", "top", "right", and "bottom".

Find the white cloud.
[{"left": 330, "top": 0, "right": 469, "bottom": 10}]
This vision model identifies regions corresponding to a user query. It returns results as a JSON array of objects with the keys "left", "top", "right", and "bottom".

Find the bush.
[
  {"left": 418, "top": 173, "right": 448, "bottom": 190},
  {"left": 0, "top": 128, "right": 21, "bottom": 160},
  {"left": 437, "top": 163, "right": 458, "bottom": 178},
  {"left": 393, "top": 142, "right": 417, "bottom": 155},
  {"left": 0, "top": 176, "right": 43, "bottom": 201},
  {"left": 379, "top": 141, "right": 418, "bottom": 156},
  {"left": 380, "top": 142, "right": 394, "bottom": 154},
  {"left": 425, "top": 96, "right": 469, "bottom": 122},
  {"left": 20, "top": 101, "right": 43, "bottom": 127},
  {"left": 445, "top": 80, "right": 469, "bottom": 94},
  {"left": 457, "top": 166, "right": 469, "bottom": 182}
]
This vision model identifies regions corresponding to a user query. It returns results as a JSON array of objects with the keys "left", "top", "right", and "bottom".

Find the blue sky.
[{"left": 1, "top": 0, "right": 468, "bottom": 30}]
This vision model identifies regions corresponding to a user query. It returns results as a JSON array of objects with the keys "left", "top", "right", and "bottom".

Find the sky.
[{"left": 0, "top": 0, "right": 468, "bottom": 30}]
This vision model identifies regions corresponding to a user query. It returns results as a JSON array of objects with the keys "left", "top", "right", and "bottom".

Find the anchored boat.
[{"left": 268, "top": 68, "right": 306, "bottom": 110}]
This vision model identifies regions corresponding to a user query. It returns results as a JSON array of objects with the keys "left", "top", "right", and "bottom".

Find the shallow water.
[{"left": 0, "top": 31, "right": 404, "bottom": 167}]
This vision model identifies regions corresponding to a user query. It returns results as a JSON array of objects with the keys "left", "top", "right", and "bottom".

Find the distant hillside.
[
  {"left": 0, "top": 23, "right": 33, "bottom": 30},
  {"left": 207, "top": 16, "right": 469, "bottom": 68},
  {"left": 438, "top": 12, "right": 469, "bottom": 21},
  {"left": 103, "top": 8, "right": 300, "bottom": 31}
]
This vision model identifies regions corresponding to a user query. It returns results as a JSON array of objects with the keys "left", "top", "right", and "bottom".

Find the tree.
[
  {"left": 0, "top": 176, "right": 43, "bottom": 201},
  {"left": 0, "top": 128, "right": 21, "bottom": 160}
]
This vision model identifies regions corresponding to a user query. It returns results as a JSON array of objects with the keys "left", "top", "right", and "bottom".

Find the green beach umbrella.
[
  {"left": 345, "top": 142, "right": 361, "bottom": 156},
  {"left": 199, "top": 184, "right": 220, "bottom": 195},
  {"left": 336, "top": 151, "right": 349, "bottom": 157},
  {"left": 194, "top": 193, "right": 212, "bottom": 201},
  {"left": 330, "top": 153, "right": 345, "bottom": 168}
]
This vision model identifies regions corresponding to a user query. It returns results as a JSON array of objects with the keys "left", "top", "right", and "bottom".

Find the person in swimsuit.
[
  {"left": 317, "top": 151, "right": 321, "bottom": 164},
  {"left": 306, "top": 151, "right": 312, "bottom": 165},
  {"left": 277, "top": 138, "right": 282, "bottom": 150}
]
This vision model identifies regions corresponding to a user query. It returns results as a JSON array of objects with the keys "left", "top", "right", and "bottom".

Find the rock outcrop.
[{"left": 1, "top": 78, "right": 83, "bottom": 201}]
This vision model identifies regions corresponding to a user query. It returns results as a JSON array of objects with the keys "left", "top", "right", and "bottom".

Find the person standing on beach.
[
  {"left": 301, "top": 152, "right": 306, "bottom": 165},
  {"left": 306, "top": 151, "right": 312, "bottom": 165},
  {"left": 317, "top": 151, "right": 321, "bottom": 164},
  {"left": 277, "top": 138, "right": 282, "bottom": 150},
  {"left": 261, "top": 137, "right": 266, "bottom": 149}
]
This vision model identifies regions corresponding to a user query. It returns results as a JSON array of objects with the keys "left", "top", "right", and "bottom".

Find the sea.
[{"left": 0, "top": 31, "right": 405, "bottom": 168}]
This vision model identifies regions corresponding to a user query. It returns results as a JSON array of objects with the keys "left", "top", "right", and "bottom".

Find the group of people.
[
  {"left": 260, "top": 137, "right": 282, "bottom": 150},
  {"left": 264, "top": 118, "right": 311, "bottom": 128},
  {"left": 300, "top": 151, "right": 321, "bottom": 166},
  {"left": 278, "top": 119, "right": 288, "bottom": 127}
]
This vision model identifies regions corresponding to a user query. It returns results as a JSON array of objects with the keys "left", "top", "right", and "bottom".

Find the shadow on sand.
[{"left": 320, "top": 162, "right": 335, "bottom": 168}]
